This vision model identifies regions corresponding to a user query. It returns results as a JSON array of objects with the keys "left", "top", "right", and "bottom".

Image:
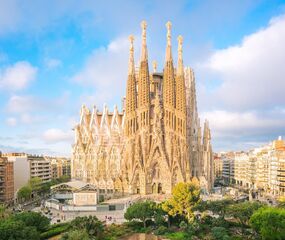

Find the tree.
[
  {"left": 28, "top": 177, "right": 42, "bottom": 192},
  {"left": 58, "top": 175, "right": 71, "bottom": 183},
  {"left": 124, "top": 201, "right": 155, "bottom": 228},
  {"left": 162, "top": 181, "right": 201, "bottom": 222},
  {"left": 0, "top": 204, "right": 10, "bottom": 219},
  {"left": 250, "top": 207, "right": 285, "bottom": 240},
  {"left": 226, "top": 201, "right": 263, "bottom": 227},
  {"left": 0, "top": 218, "right": 40, "bottom": 240},
  {"left": 61, "top": 229, "right": 90, "bottom": 240},
  {"left": 70, "top": 216, "right": 104, "bottom": 239},
  {"left": 195, "top": 199, "right": 234, "bottom": 219},
  {"left": 17, "top": 185, "right": 32, "bottom": 202},
  {"left": 211, "top": 227, "right": 230, "bottom": 240},
  {"left": 12, "top": 211, "right": 50, "bottom": 232}
]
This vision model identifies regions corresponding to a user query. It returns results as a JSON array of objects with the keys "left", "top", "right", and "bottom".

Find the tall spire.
[
  {"left": 165, "top": 21, "right": 172, "bottom": 61},
  {"left": 137, "top": 20, "right": 150, "bottom": 112},
  {"left": 163, "top": 20, "right": 175, "bottom": 116},
  {"left": 128, "top": 35, "right": 135, "bottom": 75},
  {"left": 125, "top": 34, "right": 137, "bottom": 135},
  {"left": 141, "top": 20, "right": 148, "bottom": 61},
  {"left": 177, "top": 35, "right": 184, "bottom": 75}
]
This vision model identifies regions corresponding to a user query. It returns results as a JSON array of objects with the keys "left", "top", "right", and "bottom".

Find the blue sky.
[{"left": 0, "top": 0, "right": 285, "bottom": 156}]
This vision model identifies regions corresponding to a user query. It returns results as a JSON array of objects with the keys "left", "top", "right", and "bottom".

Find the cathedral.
[{"left": 72, "top": 21, "right": 214, "bottom": 195}]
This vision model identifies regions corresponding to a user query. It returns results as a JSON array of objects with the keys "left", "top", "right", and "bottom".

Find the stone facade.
[{"left": 72, "top": 21, "right": 213, "bottom": 195}]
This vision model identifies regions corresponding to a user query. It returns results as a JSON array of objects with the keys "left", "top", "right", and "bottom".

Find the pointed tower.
[
  {"left": 163, "top": 21, "right": 176, "bottom": 130},
  {"left": 125, "top": 35, "right": 137, "bottom": 137},
  {"left": 137, "top": 20, "right": 151, "bottom": 129},
  {"left": 175, "top": 35, "right": 187, "bottom": 136}
]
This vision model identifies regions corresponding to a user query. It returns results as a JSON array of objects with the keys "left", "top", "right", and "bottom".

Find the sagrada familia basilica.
[{"left": 72, "top": 21, "right": 214, "bottom": 195}]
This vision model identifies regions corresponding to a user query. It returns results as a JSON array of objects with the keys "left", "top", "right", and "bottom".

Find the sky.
[{"left": 0, "top": 0, "right": 285, "bottom": 156}]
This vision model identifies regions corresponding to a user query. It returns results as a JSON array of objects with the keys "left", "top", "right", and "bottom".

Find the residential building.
[
  {"left": 45, "top": 157, "right": 71, "bottom": 179},
  {"left": 0, "top": 152, "right": 14, "bottom": 204}
]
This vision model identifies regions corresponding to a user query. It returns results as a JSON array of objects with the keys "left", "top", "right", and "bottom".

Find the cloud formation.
[
  {"left": 0, "top": 61, "right": 37, "bottom": 91},
  {"left": 43, "top": 128, "right": 73, "bottom": 144},
  {"left": 71, "top": 37, "right": 130, "bottom": 107},
  {"left": 198, "top": 14, "right": 285, "bottom": 150},
  {"left": 201, "top": 14, "right": 285, "bottom": 110}
]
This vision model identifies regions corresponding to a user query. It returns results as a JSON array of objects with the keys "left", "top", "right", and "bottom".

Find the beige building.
[
  {"left": 4, "top": 153, "right": 52, "bottom": 197},
  {"left": 220, "top": 137, "right": 285, "bottom": 196},
  {"left": 72, "top": 21, "right": 214, "bottom": 195},
  {"left": 45, "top": 156, "right": 71, "bottom": 179},
  {"left": 29, "top": 155, "right": 51, "bottom": 183}
]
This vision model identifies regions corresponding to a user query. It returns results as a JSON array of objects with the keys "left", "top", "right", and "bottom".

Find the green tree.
[
  {"left": 195, "top": 199, "right": 234, "bottom": 219},
  {"left": 0, "top": 218, "right": 40, "bottom": 240},
  {"left": 211, "top": 227, "right": 230, "bottom": 240},
  {"left": 17, "top": 185, "right": 32, "bottom": 202},
  {"left": 28, "top": 177, "right": 42, "bottom": 192},
  {"left": 226, "top": 201, "right": 263, "bottom": 227},
  {"left": 70, "top": 216, "right": 104, "bottom": 239},
  {"left": 250, "top": 207, "right": 285, "bottom": 240},
  {"left": 12, "top": 211, "right": 50, "bottom": 232},
  {"left": 58, "top": 175, "right": 71, "bottom": 183},
  {"left": 162, "top": 181, "right": 201, "bottom": 222},
  {"left": 124, "top": 201, "right": 155, "bottom": 228},
  {"left": 61, "top": 229, "right": 90, "bottom": 240},
  {"left": 0, "top": 204, "right": 10, "bottom": 219}
]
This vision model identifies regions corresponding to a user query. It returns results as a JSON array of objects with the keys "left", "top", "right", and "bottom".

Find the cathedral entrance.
[
  {"left": 158, "top": 183, "right": 162, "bottom": 194},
  {"left": 152, "top": 183, "right": 157, "bottom": 194}
]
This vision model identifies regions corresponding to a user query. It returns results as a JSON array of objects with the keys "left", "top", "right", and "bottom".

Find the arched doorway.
[
  {"left": 152, "top": 183, "right": 157, "bottom": 194},
  {"left": 158, "top": 183, "right": 162, "bottom": 194}
]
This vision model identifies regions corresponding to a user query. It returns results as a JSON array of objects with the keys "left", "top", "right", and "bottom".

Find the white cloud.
[
  {"left": 43, "top": 128, "right": 73, "bottom": 144},
  {"left": 44, "top": 58, "right": 62, "bottom": 69},
  {"left": 201, "top": 110, "right": 285, "bottom": 136},
  {"left": 199, "top": 14, "right": 285, "bottom": 110},
  {"left": 6, "top": 95, "right": 38, "bottom": 113},
  {"left": 71, "top": 36, "right": 131, "bottom": 106},
  {"left": 6, "top": 117, "right": 17, "bottom": 126},
  {"left": 0, "top": 61, "right": 37, "bottom": 91}
]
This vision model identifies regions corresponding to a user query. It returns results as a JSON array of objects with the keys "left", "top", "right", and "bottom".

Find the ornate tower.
[
  {"left": 137, "top": 20, "right": 151, "bottom": 129},
  {"left": 175, "top": 35, "right": 187, "bottom": 137},
  {"left": 163, "top": 21, "right": 176, "bottom": 131},
  {"left": 125, "top": 35, "right": 137, "bottom": 137}
]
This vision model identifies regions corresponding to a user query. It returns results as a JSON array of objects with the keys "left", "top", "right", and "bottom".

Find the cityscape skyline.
[{"left": 0, "top": 0, "right": 285, "bottom": 156}]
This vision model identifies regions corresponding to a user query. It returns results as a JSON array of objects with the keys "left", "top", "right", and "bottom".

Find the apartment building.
[
  {"left": 4, "top": 153, "right": 51, "bottom": 197},
  {"left": 45, "top": 156, "right": 71, "bottom": 179},
  {"left": 0, "top": 152, "right": 14, "bottom": 204},
  {"left": 220, "top": 136, "right": 285, "bottom": 197},
  {"left": 29, "top": 155, "right": 51, "bottom": 183}
]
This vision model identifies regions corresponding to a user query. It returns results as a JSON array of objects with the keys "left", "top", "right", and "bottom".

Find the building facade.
[
  {"left": 220, "top": 137, "right": 285, "bottom": 196},
  {"left": 45, "top": 157, "right": 71, "bottom": 179},
  {"left": 72, "top": 22, "right": 214, "bottom": 195},
  {"left": 0, "top": 152, "right": 14, "bottom": 204}
]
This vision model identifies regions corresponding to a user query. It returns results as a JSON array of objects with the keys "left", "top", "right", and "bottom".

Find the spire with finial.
[
  {"left": 175, "top": 34, "right": 186, "bottom": 134},
  {"left": 125, "top": 34, "right": 137, "bottom": 118},
  {"left": 137, "top": 20, "right": 150, "bottom": 114},
  {"left": 177, "top": 35, "right": 184, "bottom": 75},
  {"left": 141, "top": 20, "right": 148, "bottom": 61},
  {"left": 163, "top": 20, "right": 175, "bottom": 122},
  {"left": 128, "top": 35, "right": 135, "bottom": 75},
  {"left": 152, "top": 60, "right": 157, "bottom": 73},
  {"left": 165, "top": 21, "right": 173, "bottom": 61}
]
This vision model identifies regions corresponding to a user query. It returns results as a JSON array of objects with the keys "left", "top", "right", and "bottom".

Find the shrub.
[
  {"left": 40, "top": 225, "right": 69, "bottom": 239},
  {"left": 250, "top": 207, "right": 285, "bottom": 240},
  {"left": 154, "top": 226, "right": 169, "bottom": 235},
  {"left": 12, "top": 211, "right": 50, "bottom": 232},
  {"left": 179, "top": 221, "right": 188, "bottom": 230},
  {"left": 211, "top": 227, "right": 230, "bottom": 240}
]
